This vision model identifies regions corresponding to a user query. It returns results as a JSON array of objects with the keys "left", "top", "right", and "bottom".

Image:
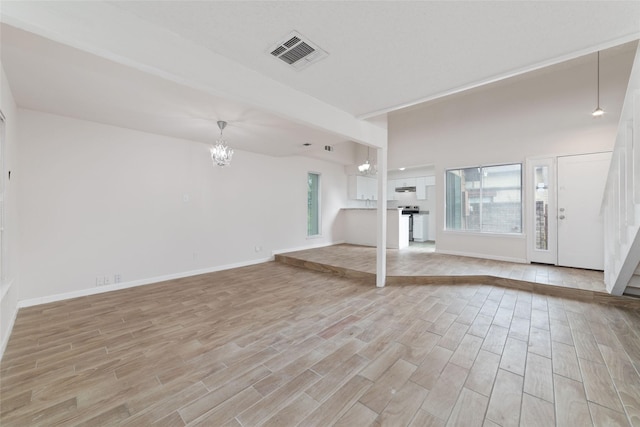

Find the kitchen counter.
[
  {"left": 341, "top": 208, "right": 409, "bottom": 249},
  {"left": 342, "top": 208, "right": 405, "bottom": 210}
]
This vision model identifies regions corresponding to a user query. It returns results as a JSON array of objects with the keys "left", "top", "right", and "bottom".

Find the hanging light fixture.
[
  {"left": 592, "top": 51, "right": 604, "bottom": 117},
  {"left": 358, "top": 159, "right": 371, "bottom": 173},
  {"left": 358, "top": 147, "right": 376, "bottom": 175},
  {"left": 211, "top": 120, "right": 234, "bottom": 167}
]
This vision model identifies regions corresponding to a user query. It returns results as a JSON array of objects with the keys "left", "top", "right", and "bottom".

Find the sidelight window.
[
  {"left": 446, "top": 163, "right": 522, "bottom": 234},
  {"left": 307, "top": 172, "right": 321, "bottom": 236}
]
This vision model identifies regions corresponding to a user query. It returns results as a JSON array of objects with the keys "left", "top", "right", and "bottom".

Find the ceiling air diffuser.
[{"left": 268, "top": 31, "right": 328, "bottom": 71}]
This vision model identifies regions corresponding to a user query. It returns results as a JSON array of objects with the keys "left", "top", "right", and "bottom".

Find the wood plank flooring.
[
  {"left": 276, "top": 244, "right": 640, "bottom": 308},
  {"left": 277, "top": 243, "right": 609, "bottom": 292},
  {"left": 2, "top": 261, "right": 640, "bottom": 426}
]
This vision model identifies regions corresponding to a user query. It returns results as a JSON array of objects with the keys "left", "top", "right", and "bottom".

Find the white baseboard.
[
  {"left": 272, "top": 240, "right": 345, "bottom": 256},
  {"left": 436, "top": 249, "right": 528, "bottom": 264},
  {"left": 0, "top": 277, "right": 14, "bottom": 303},
  {"left": 7, "top": 239, "right": 342, "bottom": 353},
  {"left": 18, "top": 256, "right": 274, "bottom": 309},
  {"left": 0, "top": 294, "right": 18, "bottom": 362},
  {"left": 17, "top": 240, "right": 346, "bottom": 309},
  {"left": 1, "top": 278, "right": 18, "bottom": 361},
  {"left": 0, "top": 308, "right": 18, "bottom": 361}
]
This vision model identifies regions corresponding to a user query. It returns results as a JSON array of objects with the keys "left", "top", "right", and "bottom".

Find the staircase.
[{"left": 602, "top": 41, "right": 640, "bottom": 295}]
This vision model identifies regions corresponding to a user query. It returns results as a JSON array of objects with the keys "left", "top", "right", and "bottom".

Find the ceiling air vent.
[{"left": 268, "top": 31, "right": 328, "bottom": 71}]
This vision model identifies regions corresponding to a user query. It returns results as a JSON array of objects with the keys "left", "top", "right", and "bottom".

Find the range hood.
[{"left": 395, "top": 186, "right": 416, "bottom": 193}]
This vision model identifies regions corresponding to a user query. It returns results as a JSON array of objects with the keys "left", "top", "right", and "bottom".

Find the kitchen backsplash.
[{"left": 388, "top": 189, "right": 435, "bottom": 213}]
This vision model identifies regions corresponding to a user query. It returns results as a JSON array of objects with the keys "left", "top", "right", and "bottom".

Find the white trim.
[
  {"left": 436, "top": 248, "right": 528, "bottom": 264},
  {"left": 0, "top": 277, "right": 12, "bottom": 302},
  {"left": 17, "top": 239, "right": 347, "bottom": 308},
  {"left": 18, "top": 257, "right": 273, "bottom": 308},
  {"left": 272, "top": 240, "right": 345, "bottom": 256},
  {"left": 0, "top": 299, "right": 18, "bottom": 361}
]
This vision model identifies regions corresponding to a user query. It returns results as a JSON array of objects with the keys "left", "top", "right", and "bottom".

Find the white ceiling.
[
  {"left": 0, "top": 24, "right": 358, "bottom": 163},
  {"left": 109, "top": 1, "right": 640, "bottom": 118},
  {"left": 1, "top": 1, "right": 639, "bottom": 163}
]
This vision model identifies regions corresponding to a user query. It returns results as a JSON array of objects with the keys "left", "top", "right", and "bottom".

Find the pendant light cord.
[{"left": 597, "top": 51, "right": 600, "bottom": 107}]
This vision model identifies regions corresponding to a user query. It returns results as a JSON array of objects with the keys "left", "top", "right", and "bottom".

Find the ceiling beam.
[{"left": 0, "top": 1, "right": 386, "bottom": 148}]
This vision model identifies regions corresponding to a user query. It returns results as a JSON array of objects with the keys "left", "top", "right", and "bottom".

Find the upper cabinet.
[
  {"left": 348, "top": 175, "right": 377, "bottom": 200},
  {"left": 385, "top": 175, "right": 435, "bottom": 200},
  {"left": 416, "top": 176, "right": 435, "bottom": 200},
  {"left": 396, "top": 177, "right": 416, "bottom": 188},
  {"left": 352, "top": 174, "right": 435, "bottom": 201}
]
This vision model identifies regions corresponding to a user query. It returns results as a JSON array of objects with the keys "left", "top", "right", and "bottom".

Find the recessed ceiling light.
[{"left": 399, "top": 167, "right": 406, "bottom": 171}]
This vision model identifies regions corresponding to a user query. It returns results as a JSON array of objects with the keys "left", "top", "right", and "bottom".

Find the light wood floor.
[
  {"left": 2, "top": 261, "right": 640, "bottom": 426},
  {"left": 278, "top": 243, "right": 609, "bottom": 293}
]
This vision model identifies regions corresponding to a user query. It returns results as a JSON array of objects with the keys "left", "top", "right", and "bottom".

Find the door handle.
[{"left": 559, "top": 215, "right": 566, "bottom": 220}]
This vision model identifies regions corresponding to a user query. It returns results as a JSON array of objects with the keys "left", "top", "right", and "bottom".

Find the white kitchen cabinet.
[
  {"left": 396, "top": 177, "right": 416, "bottom": 188},
  {"left": 416, "top": 176, "right": 436, "bottom": 200},
  {"left": 413, "top": 213, "right": 429, "bottom": 241},
  {"left": 416, "top": 177, "right": 427, "bottom": 200},
  {"left": 387, "top": 179, "right": 398, "bottom": 200},
  {"left": 348, "top": 175, "right": 377, "bottom": 200}
]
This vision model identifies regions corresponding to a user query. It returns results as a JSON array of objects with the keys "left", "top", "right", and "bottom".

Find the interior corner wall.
[
  {"left": 388, "top": 46, "right": 635, "bottom": 262},
  {"left": 0, "top": 62, "right": 20, "bottom": 358},
  {"left": 16, "top": 109, "right": 347, "bottom": 302}
]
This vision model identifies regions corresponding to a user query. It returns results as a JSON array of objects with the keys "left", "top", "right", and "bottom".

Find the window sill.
[{"left": 306, "top": 234, "right": 323, "bottom": 240}]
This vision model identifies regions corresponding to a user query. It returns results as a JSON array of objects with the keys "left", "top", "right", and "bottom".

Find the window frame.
[
  {"left": 307, "top": 172, "right": 322, "bottom": 238},
  {"left": 0, "top": 110, "right": 5, "bottom": 284},
  {"left": 444, "top": 162, "right": 524, "bottom": 235}
]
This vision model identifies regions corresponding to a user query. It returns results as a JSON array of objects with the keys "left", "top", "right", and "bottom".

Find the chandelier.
[
  {"left": 211, "top": 120, "right": 234, "bottom": 167},
  {"left": 358, "top": 147, "right": 376, "bottom": 175}
]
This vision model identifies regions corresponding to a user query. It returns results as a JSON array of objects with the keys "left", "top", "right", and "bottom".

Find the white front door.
[
  {"left": 527, "top": 152, "right": 611, "bottom": 270},
  {"left": 557, "top": 152, "right": 611, "bottom": 270}
]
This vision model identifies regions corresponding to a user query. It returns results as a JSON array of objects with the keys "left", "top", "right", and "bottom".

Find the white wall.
[
  {"left": 0, "top": 63, "right": 20, "bottom": 357},
  {"left": 17, "top": 110, "right": 347, "bottom": 303},
  {"left": 389, "top": 45, "right": 636, "bottom": 262}
]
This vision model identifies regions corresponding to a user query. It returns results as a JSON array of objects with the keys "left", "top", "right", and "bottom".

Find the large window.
[
  {"left": 307, "top": 172, "right": 320, "bottom": 236},
  {"left": 446, "top": 163, "right": 522, "bottom": 234}
]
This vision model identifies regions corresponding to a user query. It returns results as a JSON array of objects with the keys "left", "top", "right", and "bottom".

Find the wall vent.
[{"left": 268, "top": 31, "right": 328, "bottom": 70}]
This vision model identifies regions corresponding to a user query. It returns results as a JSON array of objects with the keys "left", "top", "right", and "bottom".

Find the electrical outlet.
[
  {"left": 103, "top": 275, "right": 111, "bottom": 285},
  {"left": 96, "top": 276, "right": 104, "bottom": 286},
  {"left": 114, "top": 274, "right": 121, "bottom": 283},
  {"left": 255, "top": 245, "right": 262, "bottom": 252}
]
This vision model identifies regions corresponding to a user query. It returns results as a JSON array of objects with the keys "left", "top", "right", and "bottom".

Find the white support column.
[{"left": 376, "top": 146, "right": 388, "bottom": 287}]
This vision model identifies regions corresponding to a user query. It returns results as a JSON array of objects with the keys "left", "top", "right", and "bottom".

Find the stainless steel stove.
[{"left": 399, "top": 206, "right": 420, "bottom": 241}]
